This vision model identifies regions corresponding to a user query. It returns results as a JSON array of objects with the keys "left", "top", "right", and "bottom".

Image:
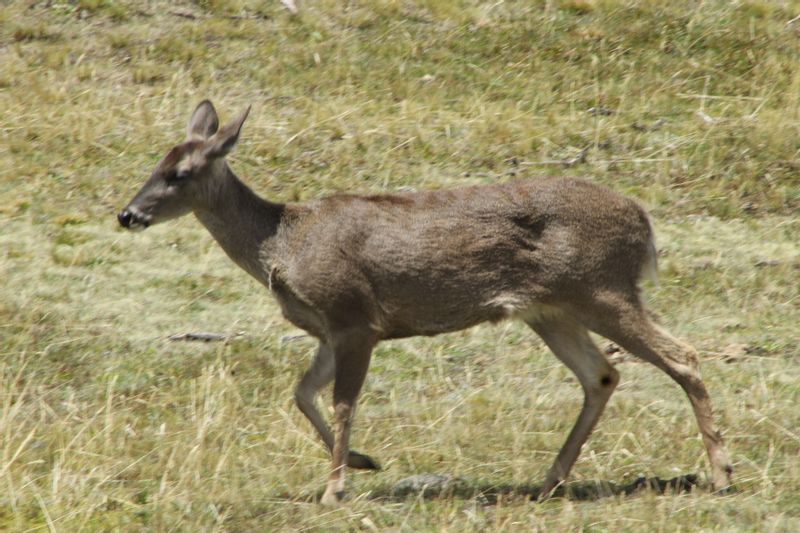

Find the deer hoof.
[
  {"left": 537, "top": 479, "right": 562, "bottom": 501},
  {"left": 348, "top": 450, "right": 380, "bottom": 470}
]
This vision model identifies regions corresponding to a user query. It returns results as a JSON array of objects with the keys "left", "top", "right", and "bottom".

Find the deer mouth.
[{"left": 117, "top": 208, "right": 151, "bottom": 230}]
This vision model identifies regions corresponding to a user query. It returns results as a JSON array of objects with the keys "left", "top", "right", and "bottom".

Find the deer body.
[
  {"left": 249, "top": 179, "right": 650, "bottom": 341},
  {"left": 119, "top": 101, "right": 732, "bottom": 505}
]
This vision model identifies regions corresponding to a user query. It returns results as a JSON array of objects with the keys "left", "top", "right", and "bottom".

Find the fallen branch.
[{"left": 169, "top": 332, "right": 235, "bottom": 342}]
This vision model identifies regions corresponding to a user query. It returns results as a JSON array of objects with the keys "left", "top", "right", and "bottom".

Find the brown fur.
[{"left": 119, "top": 101, "right": 733, "bottom": 505}]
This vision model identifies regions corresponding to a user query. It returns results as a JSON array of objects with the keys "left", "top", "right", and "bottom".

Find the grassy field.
[{"left": 1, "top": 0, "right": 799, "bottom": 530}]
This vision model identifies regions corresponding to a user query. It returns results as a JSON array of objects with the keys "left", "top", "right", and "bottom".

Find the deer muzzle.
[{"left": 117, "top": 208, "right": 150, "bottom": 230}]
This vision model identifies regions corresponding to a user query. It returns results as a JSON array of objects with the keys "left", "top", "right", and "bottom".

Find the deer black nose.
[{"left": 117, "top": 209, "right": 133, "bottom": 228}]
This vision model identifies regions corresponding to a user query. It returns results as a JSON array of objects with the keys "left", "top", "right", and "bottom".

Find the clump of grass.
[
  {"left": 11, "top": 23, "right": 61, "bottom": 42},
  {"left": 132, "top": 62, "right": 166, "bottom": 84},
  {"left": 151, "top": 33, "right": 207, "bottom": 63},
  {"left": 78, "top": 0, "right": 131, "bottom": 20}
]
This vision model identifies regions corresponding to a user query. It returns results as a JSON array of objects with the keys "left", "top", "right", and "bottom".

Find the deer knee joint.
[{"left": 333, "top": 402, "right": 354, "bottom": 420}]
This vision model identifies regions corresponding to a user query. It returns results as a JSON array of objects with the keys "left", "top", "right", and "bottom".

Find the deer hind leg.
[
  {"left": 579, "top": 290, "right": 733, "bottom": 492},
  {"left": 320, "top": 331, "right": 376, "bottom": 506},
  {"left": 525, "top": 314, "right": 620, "bottom": 499},
  {"left": 294, "top": 343, "right": 379, "bottom": 473}
]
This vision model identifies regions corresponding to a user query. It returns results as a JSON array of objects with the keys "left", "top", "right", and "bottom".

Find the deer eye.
[{"left": 166, "top": 169, "right": 190, "bottom": 184}]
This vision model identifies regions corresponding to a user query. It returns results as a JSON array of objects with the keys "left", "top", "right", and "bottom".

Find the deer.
[{"left": 118, "top": 100, "right": 733, "bottom": 505}]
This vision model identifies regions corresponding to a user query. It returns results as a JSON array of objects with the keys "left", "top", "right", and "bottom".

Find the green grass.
[{"left": 1, "top": 0, "right": 799, "bottom": 530}]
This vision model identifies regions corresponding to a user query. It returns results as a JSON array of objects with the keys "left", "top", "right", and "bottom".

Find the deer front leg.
[
  {"left": 295, "top": 343, "right": 380, "bottom": 470},
  {"left": 320, "top": 332, "right": 375, "bottom": 506}
]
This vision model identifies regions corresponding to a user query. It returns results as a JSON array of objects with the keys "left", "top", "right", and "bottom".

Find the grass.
[{"left": 1, "top": 0, "right": 799, "bottom": 530}]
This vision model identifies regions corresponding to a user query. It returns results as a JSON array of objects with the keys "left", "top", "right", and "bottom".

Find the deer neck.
[{"left": 193, "top": 166, "right": 284, "bottom": 284}]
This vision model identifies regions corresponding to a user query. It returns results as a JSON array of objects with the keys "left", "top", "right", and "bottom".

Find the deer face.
[{"left": 118, "top": 100, "right": 249, "bottom": 230}]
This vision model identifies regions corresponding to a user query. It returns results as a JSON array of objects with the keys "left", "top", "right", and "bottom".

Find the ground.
[{"left": 1, "top": 0, "right": 799, "bottom": 530}]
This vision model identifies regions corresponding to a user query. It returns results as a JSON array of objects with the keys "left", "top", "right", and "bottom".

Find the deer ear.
[
  {"left": 205, "top": 105, "right": 250, "bottom": 159},
  {"left": 187, "top": 100, "right": 220, "bottom": 140}
]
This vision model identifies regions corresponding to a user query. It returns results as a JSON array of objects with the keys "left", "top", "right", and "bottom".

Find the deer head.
[{"left": 117, "top": 100, "right": 250, "bottom": 230}]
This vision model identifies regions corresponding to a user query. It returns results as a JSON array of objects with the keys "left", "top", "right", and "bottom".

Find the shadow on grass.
[
  {"left": 277, "top": 473, "right": 736, "bottom": 505},
  {"left": 368, "top": 473, "right": 710, "bottom": 504}
]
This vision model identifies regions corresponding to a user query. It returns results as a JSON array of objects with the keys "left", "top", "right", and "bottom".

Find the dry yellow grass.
[{"left": 1, "top": 0, "right": 799, "bottom": 530}]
